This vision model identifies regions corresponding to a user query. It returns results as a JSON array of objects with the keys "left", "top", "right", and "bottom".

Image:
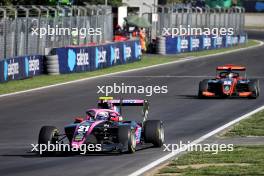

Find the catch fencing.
[
  {"left": 142, "top": 6, "right": 245, "bottom": 40},
  {"left": 0, "top": 5, "right": 113, "bottom": 60}
]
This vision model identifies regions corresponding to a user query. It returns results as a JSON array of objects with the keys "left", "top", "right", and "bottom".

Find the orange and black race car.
[{"left": 198, "top": 64, "right": 260, "bottom": 99}]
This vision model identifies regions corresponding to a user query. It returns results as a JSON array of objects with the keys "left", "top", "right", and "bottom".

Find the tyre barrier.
[
  {"left": 157, "top": 36, "right": 166, "bottom": 55},
  {"left": 157, "top": 34, "right": 248, "bottom": 55},
  {"left": 46, "top": 55, "right": 60, "bottom": 75}
]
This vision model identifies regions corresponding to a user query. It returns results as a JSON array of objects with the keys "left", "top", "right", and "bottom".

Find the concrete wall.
[{"left": 245, "top": 13, "right": 264, "bottom": 27}]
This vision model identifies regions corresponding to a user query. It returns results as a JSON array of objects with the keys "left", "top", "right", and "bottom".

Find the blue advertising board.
[
  {"left": 189, "top": 36, "right": 201, "bottom": 52},
  {"left": 165, "top": 36, "right": 180, "bottom": 54},
  {"left": 202, "top": 35, "right": 212, "bottom": 50},
  {"left": 163, "top": 34, "right": 247, "bottom": 55},
  {"left": 212, "top": 36, "right": 224, "bottom": 49},
  {"left": 56, "top": 40, "right": 142, "bottom": 74},
  {"left": 223, "top": 35, "right": 233, "bottom": 48},
  {"left": 232, "top": 36, "right": 239, "bottom": 45},
  {"left": 0, "top": 55, "right": 44, "bottom": 83},
  {"left": 179, "top": 36, "right": 189, "bottom": 53},
  {"left": 239, "top": 35, "right": 247, "bottom": 44}
]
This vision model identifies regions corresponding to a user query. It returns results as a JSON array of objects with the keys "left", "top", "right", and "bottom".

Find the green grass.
[
  {"left": 0, "top": 40, "right": 259, "bottom": 95},
  {"left": 224, "top": 110, "right": 264, "bottom": 137},
  {"left": 158, "top": 145, "right": 264, "bottom": 176}
]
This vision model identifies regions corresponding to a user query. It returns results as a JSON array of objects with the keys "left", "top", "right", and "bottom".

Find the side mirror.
[{"left": 74, "top": 117, "right": 84, "bottom": 123}]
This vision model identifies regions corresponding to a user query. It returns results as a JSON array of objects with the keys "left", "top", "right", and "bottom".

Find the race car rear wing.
[
  {"left": 216, "top": 64, "right": 246, "bottom": 71},
  {"left": 98, "top": 97, "right": 149, "bottom": 123}
]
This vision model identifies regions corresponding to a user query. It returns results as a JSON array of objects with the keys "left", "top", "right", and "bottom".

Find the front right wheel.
[
  {"left": 144, "top": 120, "right": 164, "bottom": 147},
  {"left": 248, "top": 79, "right": 260, "bottom": 99}
]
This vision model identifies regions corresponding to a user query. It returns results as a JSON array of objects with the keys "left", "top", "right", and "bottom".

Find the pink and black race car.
[{"left": 38, "top": 97, "right": 164, "bottom": 155}]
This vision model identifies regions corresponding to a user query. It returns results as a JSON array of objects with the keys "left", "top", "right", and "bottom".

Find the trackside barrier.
[
  {"left": 0, "top": 55, "right": 44, "bottom": 83},
  {"left": 158, "top": 34, "right": 248, "bottom": 55},
  {"left": 46, "top": 55, "right": 60, "bottom": 75},
  {"left": 48, "top": 40, "right": 142, "bottom": 74}
]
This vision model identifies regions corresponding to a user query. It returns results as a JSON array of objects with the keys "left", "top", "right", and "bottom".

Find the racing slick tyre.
[
  {"left": 38, "top": 126, "right": 59, "bottom": 156},
  {"left": 248, "top": 79, "right": 260, "bottom": 99},
  {"left": 198, "top": 79, "right": 209, "bottom": 99},
  {"left": 144, "top": 120, "right": 164, "bottom": 147},
  {"left": 118, "top": 126, "right": 136, "bottom": 154}
]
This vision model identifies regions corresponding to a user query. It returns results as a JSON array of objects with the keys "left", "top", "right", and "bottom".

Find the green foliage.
[
  {"left": 1, "top": 0, "right": 51, "bottom": 5},
  {"left": 78, "top": 0, "right": 122, "bottom": 6},
  {"left": 1, "top": 0, "right": 122, "bottom": 6}
]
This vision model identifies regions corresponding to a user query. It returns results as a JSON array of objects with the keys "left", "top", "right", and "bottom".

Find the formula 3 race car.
[
  {"left": 198, "top": 64, "right": 260, "bottom": 99},
  {"left": 38, "top": 97, "right": 164, "bottom": 156}
]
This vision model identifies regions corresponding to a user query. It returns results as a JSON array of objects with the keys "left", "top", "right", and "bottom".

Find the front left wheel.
[
  {"left": 198, "top": 79, "right": 209, "bottom": 98},
  {"left": 38, "top": 126, "right": 59, "bottom": 156}
]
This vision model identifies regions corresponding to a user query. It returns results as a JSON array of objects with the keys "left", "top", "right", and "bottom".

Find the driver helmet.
[
  {"left": 96, "top": 112, "right": 109, "bottom": 120},
  {"left": 228, "top": 72, "right": 234, "bottom": 79}
]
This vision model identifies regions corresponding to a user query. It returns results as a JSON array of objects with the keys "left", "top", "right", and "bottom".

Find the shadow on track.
[
  {"left": 175, "top": 94, "right": 254, "bottom": 100},
  {"left": 0, "top": 145, "right": 155, "bottom": 158}
]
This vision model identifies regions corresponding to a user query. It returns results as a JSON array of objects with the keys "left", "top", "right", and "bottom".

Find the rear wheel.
[
  {"left": 248, "top": 79, "right": 260, "bottom": 99},
  {"left": 118, "top": 126, "right": 136, "bottom": 153},
  {"left": 198, "top": 79, "right": 209, "bottom": 98},
  {"left": 144, "top": 120, "right": 164, "bottom": 147},
  {"left": 38, "top": 126, "right": 59, "bottom": 156}
]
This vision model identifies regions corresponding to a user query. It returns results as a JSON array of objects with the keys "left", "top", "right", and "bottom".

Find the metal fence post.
[
  {"left": 32, "top": 6, "right": 42, "bottom": 54},
  {"left": 0, "top": 7, "right": 7, "bottom": 59},
  {"left": 6, "top": 7, "right": 18, "bottom": 57}
]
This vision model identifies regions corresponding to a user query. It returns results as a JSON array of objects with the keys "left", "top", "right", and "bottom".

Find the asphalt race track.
[{"left": 0, "top": 31, "right": 264, "bottom": 176}]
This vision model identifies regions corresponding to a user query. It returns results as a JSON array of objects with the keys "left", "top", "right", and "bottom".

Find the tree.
[
  {"left": 1, "top": 0, "right": 122, "bottom": 6},
  {"left": 77, "top": 0, "right": 122, "bottom": 6},
  {"left": 166, "top": 0, "right": 190, "bottom": 4}
]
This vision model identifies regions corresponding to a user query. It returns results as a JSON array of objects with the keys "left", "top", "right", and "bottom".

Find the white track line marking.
[
  {"left": 106, "top": 75, "right": 213, "bottom": 78},
  {"left": 128, "top": 105, "right": 264, "bottom": 176},
  {"left": 106, "top": 75, "right": 264, "bottom": 78},
  {"left": 0, "top": 40, "right": 263, "bottom": 98}
]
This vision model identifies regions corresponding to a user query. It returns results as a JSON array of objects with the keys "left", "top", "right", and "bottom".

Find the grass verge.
[
  {"left": 157, "top": 145, "right": 264, "bottom": 176},
  {"left": 156, "top": 93, "right": 264, "bottom": 176},
  {"left": 224, "top": 110, "right": 264, "bottom": 137},
  {"left": 0, "top": 40, "right": 259, "bottom": 95}
]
